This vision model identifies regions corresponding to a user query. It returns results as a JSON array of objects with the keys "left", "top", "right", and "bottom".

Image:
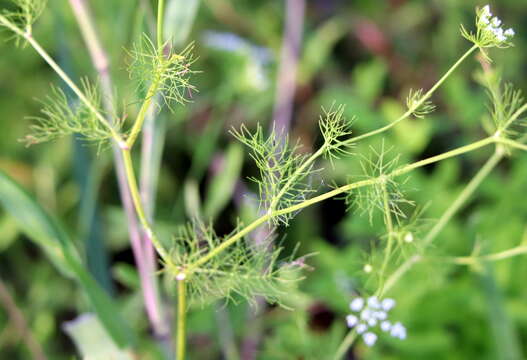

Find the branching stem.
[
  {"left": 122, "top": 149, "right": 169, "bottom": 261},
  {"left": 268, "top": 145, "right": 326, "bottom": 214},
  {"left": 344, "top": 44, "right": 478, "bottom": 145},
  {"left": 187, "top": 136, "right": 496, "bottom": 274},
  {"left": 451, "top": 245, "right": 527, "bottom": 264},
  {"left": 0, "top": 15, "right": 124, "bottom": 144}
]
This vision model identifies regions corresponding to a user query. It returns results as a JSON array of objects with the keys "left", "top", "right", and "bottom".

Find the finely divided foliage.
[
  {"left": 406, "top": 88, "right": 436, "bottom": 119},
  {"left": 231, "top": 124, "right": 319, "bottom": 225},
  {"left": 346, "top": 142, "right": 414, "bottom": 224},
  {"left": 22, "top": 80, "right": 120, "bottom": 147},
  {"left": 127, "top": 34, "right": 196, "bottom": 110},
  {"left": 231, "top": 104, "right": 354, "bottom": 225},
  {"left": 167, "top": 221, "right": 305, "bottom": 306},
  {"left": 2, "top": 1, "right": 527, "bottom": 358}
]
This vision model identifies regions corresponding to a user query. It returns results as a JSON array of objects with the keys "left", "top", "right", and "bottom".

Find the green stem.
[
  {"left": 122, "top": 149, "right": 169, "bottom": 261},
  {"left": 379, "top": 181, "right": 394, "bottom": 281},
  {"left": 188, "top": 136, "right": 496, "bottom": 273},
  {"left": 187, "top": 215, "right": 271, "bottom": 272},
  {"left": 126, "top": 80, "right": 161, "bottom": 148},
  {"left": 0, "top": 15, "right": 124, "bottom": 144},
  {"left": 496, "top": 137, "right": 527, "bottom": 152},
  {"left": 268, "top": 145, "right": 326, "bottom": 214},
  {"left": 157, "top": 0, "right": 166, "bottom": 50},
  {"left": 345, "top": 44, "right": 478, "bottom": 145},
  {"left": 502, "top": 103, "right": 527, "bottom": 130},
  {"left": 177, "top": 280, "right": 187, "bottom": 360},
  {"left": 382, "top": 149, "right": 503, "bottom": 295},
  {"left": 333, "top": 330, "right": 357, "bottom": 360},
  {"left": 452, "top": 245, "right": 527, "bottom": 264}
]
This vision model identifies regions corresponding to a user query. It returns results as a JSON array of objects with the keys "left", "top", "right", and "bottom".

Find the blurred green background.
[{"left": 0, "top": 0, "right": 526, "bottom": 359}]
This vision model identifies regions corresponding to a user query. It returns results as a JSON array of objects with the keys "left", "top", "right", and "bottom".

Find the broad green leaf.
[
  {"left": 0, "top": 170, "right": 135, "bottom": 348},
  {"left": 203, "top": 143, "right": 244, "bottom": 220},
  {"left": 63, "top": 313, "right": 134, "bottom": 360}
]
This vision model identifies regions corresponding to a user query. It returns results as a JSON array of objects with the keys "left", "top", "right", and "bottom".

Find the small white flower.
[
  {"left": 491, "top": 17, "right": 502, "bottom": 27},
  {"left": 404, "top": 232, "right": 414, "bottom": 243},
  {"left": 382, "top": 298, "right": 396, "bottom": 311},
  {"left": 493, "top": 27, "right": 504, "bottom": 37},
  {"left": 482, "top": 5, "right": 491, "bottom": 16},
  {"left": 367, "top": 317, "right": 377, "bottom": 327},
  {"left": 363, "top": 332, "right": 377, "bottom": 347},
  {"left": 356, "top": 323, "right": 368, "bottom": 334},
  {"left": 367, "top": 296, "right": 381, "bottom": 309},
  {"left": 373, "top": 311, "right": 387, "bottom": 320},
  {"left": 350, "top": 297, "right": 365, "bottom": 312},
  {"left": 381, "top": 320, "right": 392, "bottom": 332},
  {"left": 390, "top": 322, "right": 407, "bottom": 340},
  {"left": 346, "top": 314, "right": 358, "bottom": 328},
  {"left": 505, "top": 28, "right": 515, "bottom": 37},
  {"left": 363, "top": 264, "right": 373, "bottom": 273},
  {"left": 360, "top": 308, "right": 373, "bottom": 321}
]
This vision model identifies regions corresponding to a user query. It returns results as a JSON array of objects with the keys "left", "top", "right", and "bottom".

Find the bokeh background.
[{"left": 0, "top": 0, "right": 526, "bottom": 359}]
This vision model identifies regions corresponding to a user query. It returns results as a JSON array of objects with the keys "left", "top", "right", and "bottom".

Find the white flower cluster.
[
  {"left": 478, "top": 5, "right": 514, "bottom": 43},
  {"left": 346, "top": 296, "right": 406, "bottom": 347}
]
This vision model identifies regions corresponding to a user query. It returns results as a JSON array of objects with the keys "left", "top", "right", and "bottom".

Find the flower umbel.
[
  {"left": 346, "top": 296, "right": 406, "bottom": 347},
  {"left": 461, "top": 4, "right": 515, "bottom": 51}
]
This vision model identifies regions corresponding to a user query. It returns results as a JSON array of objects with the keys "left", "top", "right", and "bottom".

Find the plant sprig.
[
  {"left": 165, "top": 221, "right": 306, "bottom": 307},
  {"left": 22, "top": 79, "right": 121, "bottom": 148}
]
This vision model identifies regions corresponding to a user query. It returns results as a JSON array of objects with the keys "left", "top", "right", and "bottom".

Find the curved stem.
[
  {"left": 496, "top": 137, "right": 527, "bottom": 152},
  {"left": 452, "top": 245, "right": 527, "bottom": 264},
  {"left": 0, "top": 15, "right": 124, "bottom": 144},
  {"left": 345, "top": 45, "right": 478, "bottom": 145},
  {"left": 382, "top": 149, "right": 504, "bottom": 295},
  {"left": 333, "top": 330, "right": 357, "bottom": 360},
  {"left": 67, "top": 0, "right": 170, "bottom": 341},
  {"left": 268, "top": 145, "right": 325, "bottom": 214},
  {"left": 122, "top": 149, "right": 169, "bottom": 261},
  {"left": 188, "top": 136, "right": 496, "bottom": 273}
]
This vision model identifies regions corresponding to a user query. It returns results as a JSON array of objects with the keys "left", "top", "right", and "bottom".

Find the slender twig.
[
  {"left": 157, "top": 0, "right": 166, "bottom": 50},
  {"left": 379, "top": 180, "right": 394, "bottom": 279},
  {"left": 122, "top": 149, "right": 169, "bottom": 260},
  {"left": 344, "top": 44, "right": 479, "bottom": 146},
  {"left": 334, "top": 330, "right": 357, "bottom": 360},
  {"left": 451, "top": 245, "right": 527, "bottom": 264},
  {"left": 176, "top": 280, "right": 187, "bottom": 360},
  {"left": 186, "top": 136, "right": 496, "bottom": 273},
  {"left": 0, "top": 14, "right": 124, "bottom": 145},
  {"left": 381, "top": 148, "right": 504, "bottom": 296},
  {"left": 0, "top": 276, "right": 47, "bottom": 360},
  {"left": 67, "top": 0, "right": 170, "bottom": 341},
  {"left": 496, "top": 137, "right": 527, "bottom": 152},
  {"left": 139, "top": 0, "right": 170, "bottom": 344}
]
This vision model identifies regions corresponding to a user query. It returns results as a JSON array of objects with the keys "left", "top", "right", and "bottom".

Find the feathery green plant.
[
  {"left": 1, "top": 2, "right": 527, "bottom": 359},
  {"left": 21, "top": 80, "right": 120, "bottom": 147}
]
